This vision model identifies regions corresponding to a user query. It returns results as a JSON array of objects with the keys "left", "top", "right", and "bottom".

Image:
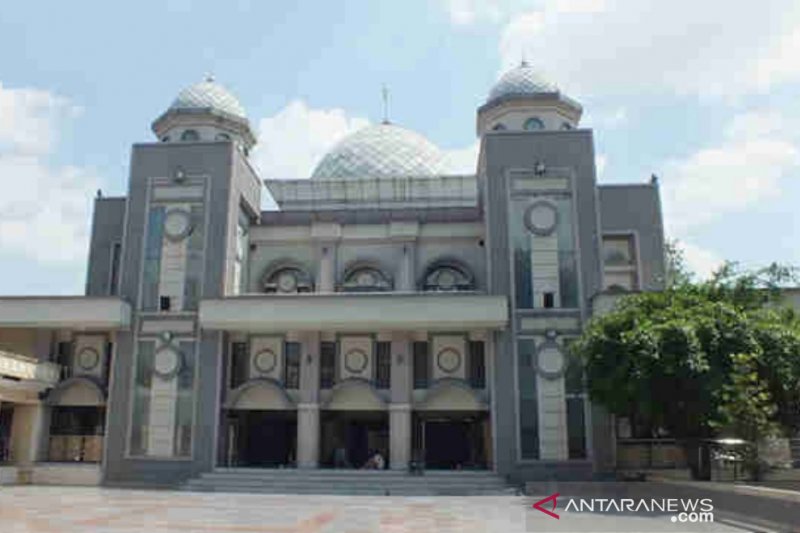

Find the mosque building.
[{"left": 0, "top": 63, "right": 664, "bottom": 489}]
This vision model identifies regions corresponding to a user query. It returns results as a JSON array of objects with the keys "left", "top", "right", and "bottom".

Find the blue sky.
[{"left": 1, "top": 0, "right": 799, "bottom": 294}]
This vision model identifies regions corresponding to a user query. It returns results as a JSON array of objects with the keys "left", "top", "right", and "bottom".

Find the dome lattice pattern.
[
  {"left": 488, "top": 62, "right": 557, "bottom": 102},
  {"left": 170, "top": 78, "right": 246, "bottom": 119},
  {"left": 311, "top": 123, "right": 445, "bottom": 180}
]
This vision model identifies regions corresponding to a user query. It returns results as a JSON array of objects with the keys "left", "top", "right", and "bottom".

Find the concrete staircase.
[{"left": 183, "top": 468, "right": 516, "bottom": 496}]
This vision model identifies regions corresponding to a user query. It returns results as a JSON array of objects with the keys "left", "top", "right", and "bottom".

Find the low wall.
[
  {"left": 617, "top": 440, "right": 687, "bottom": 469},
  {"left": 0, "top": 465, "right": 17, "bottom": 484},
  {"left": 28, "top": 463, "right": 101, "bottom": 485}
]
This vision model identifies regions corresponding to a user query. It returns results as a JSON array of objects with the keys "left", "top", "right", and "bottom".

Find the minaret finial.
[{"left": 381, "top": 84, "right": 390, "bottom": 124}]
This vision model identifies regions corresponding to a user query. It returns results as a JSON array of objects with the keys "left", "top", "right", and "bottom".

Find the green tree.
[
  {"left": 664, "top": 239, "right": 693, "bottom": 288},
  {"left": 574, "top": 263, "right": 800, "bottom": 479}
]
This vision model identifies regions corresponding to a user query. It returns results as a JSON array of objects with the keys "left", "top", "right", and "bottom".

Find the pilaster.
[
  {"left": 389, "top": 403, "right": 411, "bottom": 470},
  {"left": 297, "top": 403, "right": 320, "bottom": 468}
]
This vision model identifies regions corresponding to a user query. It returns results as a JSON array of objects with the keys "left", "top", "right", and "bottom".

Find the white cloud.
[
  {"left": 251, "top": 100, "right": 369, "bottom": 182},
  {"left": 724, "top": 110, "right": 785, "bottom": 140},
  {"left": 679, "top": 241, "right": 724, "bottom": 280},
  {"left": 661, "top": 110, "right": 799, "bottom": 235},
  {"left": 443, "top": 0, "right": 503, "bottom": 26},
  {"left": 0, "top": 156, "right": 98, "bottom": 263},
  {"left": 493, "top": 1, "right": 800, "bottom": 98},
  {"left": 550, "top": 0, "right": 609, "bottom": 14},
  {"left": 595, "top": 153, "right": 607, "bottom": 178},
  {"left": 0, "top": 82, "right": 80, "bottom": 155},
  {"left": 0, "top": 83, "right": 98, "bottom": 266},
  {"left": 441, "top": 141, "right": 480, "bottom": 174}
]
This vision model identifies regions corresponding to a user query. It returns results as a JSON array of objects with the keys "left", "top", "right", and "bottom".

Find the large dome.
[
  {"left": 487, "top": 61, "right": 557, "bottom": 102},
  {"left": 170, "top": 76, "right": 247, "bottom": 120},
  {"left": 311, "top": 123, "right": 445, "bottom": 180}
]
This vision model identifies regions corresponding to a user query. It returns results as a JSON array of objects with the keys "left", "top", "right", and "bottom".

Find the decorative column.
[
  {"left": 10, "top": 403, "right": 48, "bottom": 465},
  {"left": 312, "top": 222, "right": 341, "bottom": 293},
  {"left": 536, "top": 337, "right": 568, "bottom": 460},
  {"left": 389, "top": 221, "right": 419, "bottom": 292},
  {"left": 296, "top": 403, "right": 320, "bottom": 468},
  {"left": 390, "top": 332, "right": 413, "bottom": 470},
  {"left": 397, "top": 243, "right": 416, "bottom": 291},
  {"left": 318, "top": 245, "right": 335, "bottom": 292},
  {"left": 389, "top": 404, "right": 411, "bottom": 470}
]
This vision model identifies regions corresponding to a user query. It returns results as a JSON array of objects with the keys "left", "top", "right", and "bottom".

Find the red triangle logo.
[{"left": 532, "top": 492, "right": 560, "bottom": 520}]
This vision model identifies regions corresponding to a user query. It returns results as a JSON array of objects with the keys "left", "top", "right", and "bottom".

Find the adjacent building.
[{"left": 0, "top": 64, "right": 666, "bottom": 486}]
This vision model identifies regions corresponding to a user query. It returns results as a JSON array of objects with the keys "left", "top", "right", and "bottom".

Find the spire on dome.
[{"left": 381, "top": 84, "right": 390, "bottom": 125}]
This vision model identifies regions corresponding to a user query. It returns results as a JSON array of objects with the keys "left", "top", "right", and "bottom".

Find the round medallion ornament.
[
  {"left": 253, "top": 349, "right": 278, "bottom": 374},
  {"left": 163, "top": 209, "right": 193, "bottom": 242},
  {"left": 523, "top": 201, "right": 558, "bottom": 236},
  {"left": 77, "top": 347, "right": 100, "bottom": 371},
  {"left": 153, "top": 347, "right": 182, "bottom": 379},
  {"left": 536, "top": 342, "right": 565, "bottom": 379},
  {"left": 436, "top": 270, "right": 457, "bottom": 290},
  {"left": 436, "top": 348, "right": 462, "bottom": 374},
  {"left": 276, "top": 272, "right": 298, "bottom": 293},
  {"left": 344, "top": 349, "right": 368, "bottom": 374},
  {"left": 356, "top": 271, "right": 376, "bottom": 287}
]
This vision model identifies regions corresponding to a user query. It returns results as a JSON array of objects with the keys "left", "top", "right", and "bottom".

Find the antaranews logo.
[
  {"left": 531, "top": 493, "right": 714, "bottom": 524},
  {"left": 532, "top": 493, "right": 560, "bottom": 519}
]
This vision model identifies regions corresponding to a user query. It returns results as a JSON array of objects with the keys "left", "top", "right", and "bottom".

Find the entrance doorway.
[
  {"left": 413, "top": 411, "right": 490, "bottom": 470},
  {"left": 226, "top": 410, "right": 297, "bottom": 467},
  {"left": 320, "top": 411, "right": 388, "bottom": 468},
  {"left": 0, "top": 405, "right": 12, "bottom": 463}
]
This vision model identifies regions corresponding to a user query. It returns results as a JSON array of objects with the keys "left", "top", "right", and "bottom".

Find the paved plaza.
[{"left": 0, "top": 486, "right": 764, "bottom": 532}]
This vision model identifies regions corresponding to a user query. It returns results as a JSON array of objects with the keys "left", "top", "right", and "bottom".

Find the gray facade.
[
  {"left": 598, "top": 183, "right": 666, "bottom": 290},
  {"left": 0, "top": 66, "right": 665, "bottom": 489},
  {"left": 85, "top": 196, "right": 126, "bottom": 297}
]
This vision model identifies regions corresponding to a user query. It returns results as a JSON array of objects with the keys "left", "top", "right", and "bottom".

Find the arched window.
[
  {"left": 216, "top": 132, "right": 231, "bottom": 141},
  {"left": 492, "top": 123, "right": 507, "bottom": 131},
  {"left": 263, "top": 265, "right": 313, "bottom": 294},
  {"left": 180, "top": 129, "right": 200, "bottom": 142},
  {"left": 422, "top": 262, "right": 475, "bottom": 292},
  {"left": 341, "top": 265, "right": 392, "bottom": 292},
  {"left": 523, "top": 117, "right": 545, "bottom": 131}
]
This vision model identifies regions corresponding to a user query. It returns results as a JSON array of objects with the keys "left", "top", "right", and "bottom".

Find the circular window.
[
  {"left": 436, "top": 348, "right": 462, "bottom": 374},
  {"left": 153, "top": 347, "right": 182, "bottom": 379},
  {"left": 344, "top": 349, "right": 369, "bottom": 374},
  {"left": 356, "top": 271, "right": 377, "bottom": 287},
  {"left": 180, "top": 129, "right": 200, "bottom": 142},
  {"left": 77, "top": 348, "right": 100, "bottom": 371},
  {"left": 523, "top": 117, "right": 545, "bottom": 131},
  {"left": 436, "top": 269, "right": 457, "bottom": 290},
  {"left": 536, "top": 343, "right": 565, "bottom": 379},
  {"left": 523, "top": 201, "right": 558, "bottom": 236},
  {"left": 253, "top": 349, "right": 277, "bottom": 374},
  {"left": 276, "top": 271, "right": 298, "bottom": 293},
  {"left": 163, "top": 209, "right": 193, "bottom": 242}
]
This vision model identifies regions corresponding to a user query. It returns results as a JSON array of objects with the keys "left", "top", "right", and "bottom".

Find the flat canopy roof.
[
  {"left": 0, "top": 296, "right": 131, "bottom": 329},
  {"left": 200, "top": 293, "right": 508, "bottom": 332}
]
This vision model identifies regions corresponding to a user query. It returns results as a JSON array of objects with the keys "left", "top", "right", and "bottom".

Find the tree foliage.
[{"left": 573, "top": 262, "right": 800, "bottom": 449}]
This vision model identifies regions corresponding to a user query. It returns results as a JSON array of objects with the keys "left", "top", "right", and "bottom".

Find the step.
[
  {"left": 182, "top": 468, "right": 513, "bottom": 495},
  {"left": 189, "top": 480, "right": 505, "bottom": 486}
]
